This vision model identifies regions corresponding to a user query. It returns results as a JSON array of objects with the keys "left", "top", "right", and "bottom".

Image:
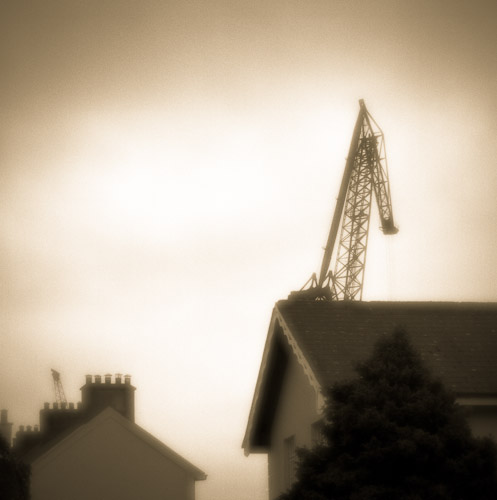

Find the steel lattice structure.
[
  {"left": 298, "top": 100, "right": 397, "bottom": 301},
  {"left": 51, "top": 369, "right": 67, "bottom": 405},
  {"left": 332, "top": 134, "right": 376, "bottom": 300}
]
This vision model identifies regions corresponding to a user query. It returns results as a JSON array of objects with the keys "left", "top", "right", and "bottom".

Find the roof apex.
[{"left": 33, "top": 407, "right": 206, "bottom": 481}]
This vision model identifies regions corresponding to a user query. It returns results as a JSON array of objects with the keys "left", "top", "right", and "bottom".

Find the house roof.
[
  {"left": 278, "top": 300, "right": 497, "bottom": 395},
  {"left": 32, "top": 407, "right": 207, "bottom": 481},
  {"left": 243, "top": 300, "right": 497, "bottom": 454}
]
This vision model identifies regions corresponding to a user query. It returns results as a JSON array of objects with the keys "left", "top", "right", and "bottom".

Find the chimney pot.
[
  {"left": 85, "top": 375, "right": 92, "bottom": 384},
  {"left": 27, "top": 425, "right": 32, "bottom": 432},
  {"left": 77, "top": 402, "right": 82, "bottom": 409},
  {"left": 95, "top": 375, "right": 101, "bottom": 384},
  {"left": 44, "top": 402, "right": 50, "bottom": 410},
  {"left": 61, "top": 402, "right": 67, "bottom": 409},
  {"left": 53, "top": 403, "right": 59, "bottom": 410},
  {"left": 105, "top": 374, "right": 112, "bottom": 384},
  {"left": 34, "top": 425, "right": 39, "bottom": 432},
  {"left": 69, "top": 402, "right": 74, "bottom": 410},
  {"left": 115, "top": 374, "right": 122, "bottom": 384},
  {"left": 124, "top": 374, "right": 131, "bottom": 385}
]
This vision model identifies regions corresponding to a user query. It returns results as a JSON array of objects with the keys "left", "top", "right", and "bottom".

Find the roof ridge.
[{"left": 32, "top": 407, "right": 206, "bottom": 480}]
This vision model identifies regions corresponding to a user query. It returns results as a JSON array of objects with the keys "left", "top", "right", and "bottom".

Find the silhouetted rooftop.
[{"left": 277, "top": 300, "right": 497, "bottom": 395}]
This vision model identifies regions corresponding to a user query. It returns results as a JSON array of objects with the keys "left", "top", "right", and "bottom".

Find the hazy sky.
[{"left": 1, "top": 1, "right": 497, "bottom": 499}]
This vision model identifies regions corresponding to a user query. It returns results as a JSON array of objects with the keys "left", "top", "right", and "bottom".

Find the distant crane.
[
  {"left": 300, "top": 99, "right": 397, "bottom": 301},
  {"left": 51, "top": 369, "right": 67, "bottom": 405}
]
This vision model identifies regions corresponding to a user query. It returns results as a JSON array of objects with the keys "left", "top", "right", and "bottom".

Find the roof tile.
[{"left": 277, "top": 300, "right": 497, "bottom": 395}]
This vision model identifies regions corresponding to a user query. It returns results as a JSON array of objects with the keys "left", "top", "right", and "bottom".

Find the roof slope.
[
  {"left": 32, "top": 407, "right": 206, "bottom": 481},
  {"left": 277, "top": 300, "right": 497, "bottom": 395}
]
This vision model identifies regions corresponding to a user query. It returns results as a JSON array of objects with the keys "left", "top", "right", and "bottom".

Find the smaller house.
[{"left": 12, "top": 374, "right": 206, "bottom": 500}]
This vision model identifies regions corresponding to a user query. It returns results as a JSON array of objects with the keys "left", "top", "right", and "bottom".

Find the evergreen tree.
[
  {"left": 0, "top": 435, "right": 30, "bottom": 500},
  {"left": 279, "top": 329, "right": 497, "bottom": 500}
]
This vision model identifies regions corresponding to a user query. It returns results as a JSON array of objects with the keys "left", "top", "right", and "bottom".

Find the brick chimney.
[
  {"left": 0, "top": 409, "right": 13, "bottom": 447},
  {"left": 80, "top": 374, "right": 135, "bottom": 422}
]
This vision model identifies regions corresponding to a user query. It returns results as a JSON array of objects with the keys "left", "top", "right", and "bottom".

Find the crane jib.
[
  {"left": 296, "top": 99, "right": 397, "bottom": 302},
  {"left": 318, "top": 101, "right": 367, "bottom": 287}
]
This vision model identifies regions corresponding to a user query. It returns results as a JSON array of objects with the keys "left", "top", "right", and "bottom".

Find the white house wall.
[
  {"left": 31, "top": 415, "right": 195, "bottom": 500},
  {"left": 268, "top": 344, "right": 320, "bottom": 500}
]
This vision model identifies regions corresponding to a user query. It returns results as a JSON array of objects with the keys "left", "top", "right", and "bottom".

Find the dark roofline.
[
  {"left": 32, "top": 408, "right": 207, "bottom": 480},
  {"left": 280, "top": 299, "right": 497, "bottom": 310}
]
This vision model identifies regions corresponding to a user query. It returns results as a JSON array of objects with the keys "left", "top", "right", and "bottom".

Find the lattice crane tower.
[
  {"left": 51, "top": 369, "right": 67, "bottom": 405},
  {"left": 301, "top": 99, "right": 397, "bottom": 301}
]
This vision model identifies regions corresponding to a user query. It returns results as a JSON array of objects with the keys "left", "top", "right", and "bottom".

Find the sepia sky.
[{"left": 1, "top": 1, "right": 497, "bottom": 499}]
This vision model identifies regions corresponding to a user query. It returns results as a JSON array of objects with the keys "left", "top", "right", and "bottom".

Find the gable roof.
[
  {"left": 32, "top": 407, "right": 206, "bottom": 481},
  {"left": 243, "top": 300, "right": 497, "bottom": 454}
]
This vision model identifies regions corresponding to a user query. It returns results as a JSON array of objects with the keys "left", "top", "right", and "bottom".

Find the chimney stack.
[
  {"left": 0, "top": 410, "right": 13, "bottom": 447},
  {"left": 81, "top": 374, "right": 135, "bottom": 422}
]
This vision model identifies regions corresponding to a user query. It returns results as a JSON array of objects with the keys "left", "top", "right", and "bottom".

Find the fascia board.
[
  {"left": 242, "top": 308, "right": 279, "bottom": 455},
  {"left": 274, "top": 303, "right": 324, "bottom": 413},
  {"left": 242, "top": 304, "right": 325, "bottom": 455}
]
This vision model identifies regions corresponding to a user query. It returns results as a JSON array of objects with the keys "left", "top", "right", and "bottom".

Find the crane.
[
  {"left": 51, "top": 369, "right": 67, "bottom": 405},
  {"left": 299, "top": 99, "right": 397, "bottom": 301}
]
